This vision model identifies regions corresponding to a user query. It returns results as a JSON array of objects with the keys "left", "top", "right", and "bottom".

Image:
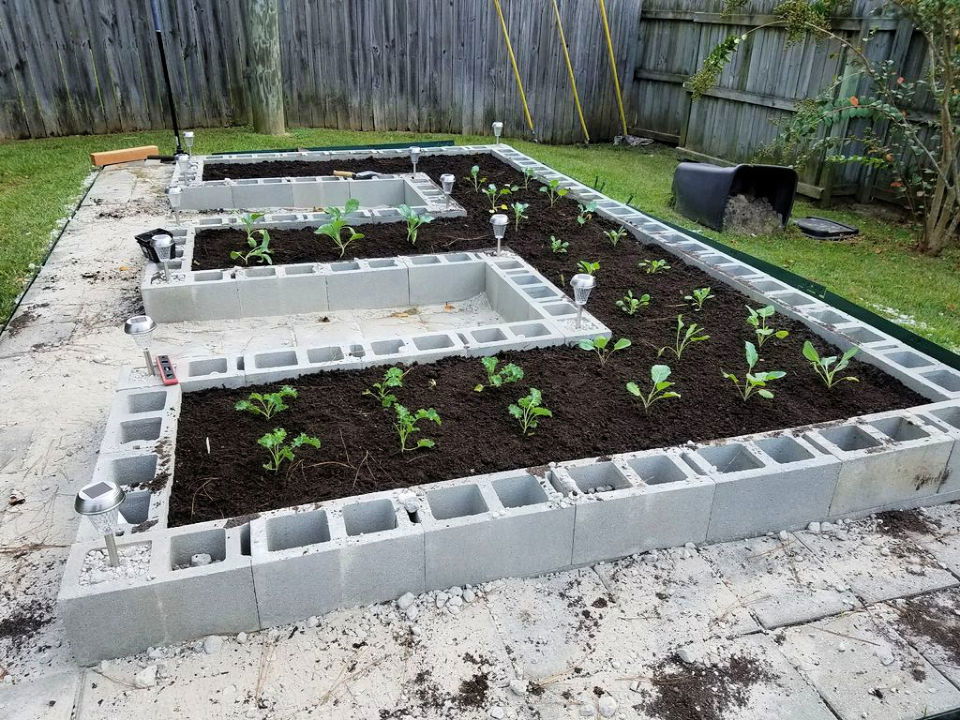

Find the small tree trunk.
[{"left": 242, "top": 0, "right": 285, "bottom": 135}]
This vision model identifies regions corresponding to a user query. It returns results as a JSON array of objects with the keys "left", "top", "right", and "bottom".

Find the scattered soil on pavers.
[
  {"left": 0, "top": 600, "right": 52, "bottom": 652},
  {"left": 876, "top": 509, "right": 940, "bottom": 539},
  {"left": 640, "top": 654, "right": 773, "bottom": 720},
  {"left": 384, "top": 667, "right": 489, "bottom": 717},
  {"left": 895, "top": 591, "right": 960, "bottom": 665},
  {"left": 169, "top": 154, "right": 925, "bottom": 526}
]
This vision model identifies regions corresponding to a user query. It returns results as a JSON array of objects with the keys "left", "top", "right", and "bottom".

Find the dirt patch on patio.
[
  {"left": 894, "top": 590, "right": 960, "bottom": 666},
  {"left": 875, "top": 509, "right": 939, "bottom": 539}
]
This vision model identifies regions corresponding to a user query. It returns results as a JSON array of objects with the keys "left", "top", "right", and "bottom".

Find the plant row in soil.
[{"left": 168, "top": 154, "right": 924, "bottom": 526}]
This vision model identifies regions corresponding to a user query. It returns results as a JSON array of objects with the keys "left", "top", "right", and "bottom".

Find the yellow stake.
[
  {"left": 596, "top": 0, "right": 629, "bottom": 137},
  {"left": 492, "top": 0, "right": 535, "bottom": 135},
  {"left": 551, "top": 0, "right": 590, "bottom": 144}
]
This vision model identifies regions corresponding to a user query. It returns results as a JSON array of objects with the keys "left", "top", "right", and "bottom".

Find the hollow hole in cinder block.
[
  {"left": 870, "top": 417, "right": 929, "bottom": 443},
  {"left": 118, "top": 490, "right": 151, "bottom": 525},
  {"left": 696, "top": 444, "right": 764, "bottom": 473},
  {"left": 285, "top": 264, "right": 315, "bottom": 276},
  {"left": 820, "top": 425, "right": 882, "bottom": 451},
  {"left": 343, "top": 499, "right": 397, "bottom": 536},
  {"left": 511, "top": 322, "right": 550, "bottom": 339},
  {"left": 512, "top": 275, "right": 539, "bottom": 286},
  {"left": 542, "top": 303, "right": 577, "bottom": 317},
  {"left": 524, "top": 286, "right": 558, "bottom": 299},
  {"left": 566, "top": 462, "right": 631, "bottom": 494},
  {"left": 170, "top": 528, "right": 226, "bottom": 570},
  {"left": 493, "top": 475, "right": 548, "bottom": 508},
  {"left": 367, "top": 258, "right": 397, "bottom": 268},
  {"left": 921, "top": 369, "right": 960, "bottom": 393},
  {"left": 254, "top": 350, "right": 297, "bottom": 369},
  {"left": 446, "top": 253, "right": 470, "bottom": 263},
  {"left": 427, "top": 484, "right": 488, "bottom": 519},
  {"left": 118, "top": 417, "right": 162, "bottom": 444},
  {"left": 750, "top": 280, "right": 788, "bottom": 293},
  {"left": 349, "top": 344, "right": 366, "bottom": 359},
  {"left": 807, "top": 309, "right": 848, "bottom": 325},
  {"left": 372, "top": 339, "right": 405, "bottom": 355},
  {"left": 841, "top": 326, "right": 884, "bottom": 344},
  {"left": 308, "top": 346, "right": 345, "bottom": 363},
  {"left": 770, "top": 292, "right": 812, "bottom": 307},
  {"left": 754, "top": 436, "right": 814, "bottom": 464},
  {"left": 410, "top": 255, "right": 441, "bottom": 265},
  {"left": 107, "top": 454, "right": 158, "bottom": 488},
  {"left": 413, "top": 334, "right": 454, "bottom": 351},
  {"left": 194, "top": 270, "right": 224, "bottom": 282},
  {"left": 245, "top": 267, "right": 276, "bottom": 278},
  {"left": 240, "top": 525, "right": 251, "bottom": 556},
  {"left": 331, "top": 261, "right": 360, "bottom": 272},
  {"left": 719, "top": 264, "right": 755, "bottom": 277},
  {"left": 626, "top": 455, "right": 688, "bottom": 485},
  {"left": 189, "top": 358, "right": 228, "bottom": 377},
  {"left": 126, "top": 391, "right": 166, "bottom": 414},
  {"left": 472, "top": 328, "right": 507, "bottom": 343},
  {"left": 885, "top": 351, "right": 930, "bottom": 369},
  {"left": 930, "top": 407, "right": 960, "bottom": 430},
  {"left": 266, "top": 509, "right": 331, "bottom": 551}
]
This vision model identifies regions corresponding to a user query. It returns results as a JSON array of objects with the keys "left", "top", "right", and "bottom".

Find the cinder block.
[
  {"left": 914, "top": 401, "right": 960, "bottom": 495},
  {"left": 406, "top": 256, "right": 485, "bottom": 305},
  {"left": 179, "top": 354, "right": 245, "bottom": 391},
  {"left": 231, "top": 179, "right": 293, "bottom": 208},
  {"left": 325, "top": 260, "right": 409, "bottom": 310},
  {"left": 241, "top": 348, "right": 310, "bottom": 386}
]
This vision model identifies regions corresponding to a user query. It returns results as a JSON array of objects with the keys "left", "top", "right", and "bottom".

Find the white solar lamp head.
[
  {"left": 490, "top": 213, "right": 508, "bottom": 255},
  {"left": 183, "top": 130, "right": 195, "bottom": 153},
  {"left": 492, "top": 121, "right": 504, "bottom": 143},
  {"left": 151, "top": 233, "right": 173, "bottom": 262},
  {"left": 124, "top": 315, "right": 157, "bottom": 375},
  {"left": 410, "top": 146, "right": 421, "bottom": 173},
  {"left": 570, "top": 273, "right": 596, "bottom": 328},
  {"left": 75, "top": 479, "right": 126, "bottom": 566}
]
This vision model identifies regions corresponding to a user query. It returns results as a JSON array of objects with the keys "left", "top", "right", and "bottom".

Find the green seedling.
[
  {"left": 639, "top": 258, "right": 671, "bottom": 274},
  {"left": 626, "top": 365, "right": 681, "bottom": 413},
  {"left": 230, "top": 227, "right": 272, "bottom": 265},
  {"left": 578, "top": 336, "right": 632, "bottom": 366},
  {"left": 549, "top": 235, "right": 569, "bottom": 254},
  {"left": 482, "top": 183, "right": 516, "bottom": 212},
  {"left": 465, "top": 164, "right": 486, "bottom": 192},
  {"left": 235, "top": 385, "right": 296, "bottom": 419},
  {"left": 616, "top": 290, "right": 650, "bottom": 316},
  {"left": 363, "top": 366, "right": 408, "bottom": 408},
  {"left": 521, "top": 166, "right": 536, "bottom": 190},
  {"left": 508, "top": 388, "right": 553, "bottom": 436},
  {"left": 394, "top": 404, "right": 441, "bottom": 452},
  {"left": 474, "top": 356, "right": 524, "bottom": 392},
  {"left": 539, "top": 178, "right": 569, "bottom": 206},
  {"left": 658, "top": 315, "right": 709, "bottom": 359},
  {"left": 258, "top": 428, "right": 321, "bottom": 472},
  {"left": 315, "top": 197, "right": 364, "bottom": 257},
  {"left": 803, "top": 340, "right": 860, "bottom": 388},
  {"left": 397, "top": 204, "right": 433, "bottom": 245},
  {"left": 576, "top": 260, "right": 600, "bottom": 276},
  {"left": 510, "top": 201, "right": 529, "bottom": 230},
  {"left": 685, "top": 287, "right": 715, "bottom": 311},
  {"left": 603, "top": 227, "right": 627, "bottom": 247},
  {"left": 746, "top": 305, "right": 790, "bottom": 347},
  {"left": 576, "top": 201, "right": 598, "bottom": 225},
  {"left": 240, "top": 212, "right": 266, "bottom": 237},
  {"left": 722, "top": 341, "right": 786, "bottom": 401}
]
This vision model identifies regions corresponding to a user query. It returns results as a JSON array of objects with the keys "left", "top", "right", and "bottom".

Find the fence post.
[{"left": 242, "top": 0, "right": 286, "bottom": 135}]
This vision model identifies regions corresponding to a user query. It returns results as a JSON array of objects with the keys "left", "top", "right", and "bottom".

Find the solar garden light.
[
  {"left": 75, "top": 479, "right": 126, "bottom": 567},
  {"left": 570, "top": 273, "right": 596, "bottom": 329},
  {"left": 152, "top": 233, "right": 173, "bottom": 282},
  {"left": 183, "top": 130, "right": 195, "bottom": 155},
  {"left": 492, "top": 121, "right": 504, "bottom": 144},
  {"left": 410, "top": 146, "right": 421, "bottom": 174},
  {"left": 124, "top": 315, "right": 157, "bottom": 376},
  {"left": 490, "top": 213, "right": 508, "bottom": 256},
  {"left": 440, "top": 173, "right": 455, "bottom": 210},
  {"left": 167, "top": 186, "right": 182, "bottom": 224}
]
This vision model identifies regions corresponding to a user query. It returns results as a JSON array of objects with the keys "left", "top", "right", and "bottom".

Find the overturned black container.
[{"left": 672, "top": 162, "right": 798, "bottom": 232}]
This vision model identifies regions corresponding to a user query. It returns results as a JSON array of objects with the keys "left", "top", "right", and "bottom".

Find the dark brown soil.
[
  {"left": 201, "top": 156, "right": 417, "bottom": 182},
  {"left": 0, "top": 600, "right": 52, "bottom": 651},
  {"left": 895, "top": 590, "right": 960, "bottom": 665},
  {"left": 168, "top": 154, "right": 926, "bottom": 526},
  {"left": 875, "top": 509, "right": 939, "bottom": 539}
]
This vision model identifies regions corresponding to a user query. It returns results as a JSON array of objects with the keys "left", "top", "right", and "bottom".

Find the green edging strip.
[
  {"left": 211, "top": 140, "right": 455, "bottom": 156},
  {"left": 646, "top": 213, "right": 960, "bottom": 373}
]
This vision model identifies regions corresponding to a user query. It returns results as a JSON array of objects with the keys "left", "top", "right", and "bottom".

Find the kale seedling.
[
  {"left": 474, "top": 356, "right": 524, "bottom": 392},
  {"left": 684, "top": 287, "right": 714, "bottom": 311},
  {"left": 722, "top": 341, "right": 786, "bottom": 401},
  {"left": 521, "top": 166, "right": 536, "bottom": 190},
  {"left": 397, "top": 204, "right": 433, "bottom": 245},
  {"left": 394, "top": 404, "right": 441, "bottom": 452},
  {"left": 549, "top": 235, "right": 569, "bottom": 254},
  {"left": 465, "top": 164, "right": 487, "bottom": 192},
  {"left": 576, "top": 260, "right": 600, "bottom": 275},
  {"left": 803, "top": 340, "right": 859, "bottom": 388},
  {"left": 578, "top": 336, "right": 632, "bottom": 366},
  {"left": 658, "top": 314, "right": 709, "bottom": 359},
  {"left": 235, "top": 385, "right": 297, "bottom": 419},
  {"left": 746, "top": 305, "right": 789, "bottom": 347},
  {"left": 363, "top": 366, "right": 408, "bottom": 408},
  {"left": 258, "top": 428, "right": 321, "bottom": 472},
  {"left": 539, "top": 178, "right": 569, "bottom": 206},
  {"left": 508, "top": 388, "right": 553, "bottom": 436},
  {"left": 626, "top": 365, "right": 681, "bottom": 413},
  {"left": 576, "top": 201, "right": 598, "bottom": 225},
  {"left": 482, "top": 183, "right": 516, "bottom": 212},
  {"left": 230, "top": 227, "right": 273, "bottom": 266},
  {"left": 616, "top": 290, "right": 650, "bottom": 316},
  {"left": 510, "top": 201, "right": 529, "bottom": 231},
  {"left": 603, "top": 227, "right": 627, "bottom": 247},
  {"left": 639, "top": 258, "right": 671, "bottom": 274},
  {"left": 315, "top": 197, "right": 364, "bottom": 257}
]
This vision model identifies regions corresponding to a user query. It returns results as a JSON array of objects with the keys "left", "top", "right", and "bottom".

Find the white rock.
[
  {"left": 398, "top": 592, "right": 417, "bottom": 611},
  {"left": 598, "top": 695, "right": 618, "bottom": 718},
  {"left": 190, "top": 553, "right": 212, "bottom": 567},
  {"left": 134, "top": 665, "right": 158, "bottom": 689},
  {"left": 488, "top": 706, "right": 505, "bottom": 719},
  {"left": 203, "top": 635, "right": 223, "bottom": 655},
  {"left": 676, "top": 646, "right": 698, "bottom": 664},
  {"left": 236, "top": 632, "right": 248, "bottom": 644},
  {"left": 509, "top": 678, "right": 527, "bottom": 696},
  {"left": 406, "top": 605, "right": 419, "bottom": 622},
  {"left": 463, "top": 589, "right": 476, "bottom": 603},
  {"left": 448, "top": 596, "right": 464, "bottom": 608},
  {"left": 778, "top": 530, "right": 791, "bottom": 541},
  {"left": 448, "top": 586, "right": 463, "bottom": 597},
  {"left": 807, "top": 521, "right": 821, "bottom": 534},
  {"left": 578, "top": 703, "right": 595, "bottom": 717},
  {"left": 267, "top": 629, "right": 280, "bottom": 643},
  {"left": 307, "top": 616, "right": 320, "bottom": 628}
]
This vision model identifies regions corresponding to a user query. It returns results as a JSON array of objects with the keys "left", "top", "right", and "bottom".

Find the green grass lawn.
[{"left": 1, "top": 127, "right": 957, "bottom": 350}]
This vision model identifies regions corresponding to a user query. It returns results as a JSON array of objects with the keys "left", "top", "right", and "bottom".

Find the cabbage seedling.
[
  {"left": 549, "top": 235, "right": 569, "bottom": 254},
  {"left": 508, "top": 388, "right": 553, "bottom": 436},
  {"left": 658, "top": 315, "right": 709, "bottom": 359},
  {"left": 315, "top": 198, "right": 364, "bottom": 257},
  {"left": 235, "top": 385, "right": 296, "bottom": 419},
  {"left": 521, "top": 166, "right": 536, "bottom": 190},
  {"left": 397, "top": 204, "right": 433, "bottom": 245},
  {"left": 474, "top": 356, "right": 524, "bottom": 392},
  {"left": 603, "top": 227, "right": 627, "bottom": 247},
  {"left": 230, "top": 227, "right": 272, "bottom": 266},
  {"left": 394, "top": 404, "right": 441, "bottom": 452},
  {"left": 539, "top": 178, "right": 569, "bottom": 206},
  {"left": 577, "top": 260, "right": 600, "bottom": 276},
  {"left": 579, "top": 336, "right": 632, "bottom": 366},
  {"left": 363, "top": 366, "right": 408, "bottom": 408},
  {"left": 626, "top": 365, "right": 680, "bottom": 413},
  {"left": 465, "top": 164, "right": 486, "bottom": 192},
  {"left": 616, "top": 290, "right": 650, "bottom": 316},
  {"left": 746, "top": 305, "right": 789, "bottom": 347},
  {"left": 639, "top": 258, "right": 671, "bottom": 274},
  {"left": 482, "top": 183, "right": 516, "bottom": 212},
  {"left": 722, "top": 342, "right": 786, "bottom": 401},
  {"left": 684, "top": 287, "right": 714, "bottom": 311},
  {"left": 576, "top": 201, "right": 598, "bottom": 225},
  {"left": 803, "top": 341, "right": 859, "bottom": 388},
  {"left": 258, "top": 428, "right": 321, "bottom": 472},
  {"left": 510, "top": 201, "right": 529, "bottom": 230}
]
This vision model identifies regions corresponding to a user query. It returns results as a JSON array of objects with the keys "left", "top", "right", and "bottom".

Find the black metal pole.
[{"left": 151, "top": 0, "right": 183, "bottom": 155}]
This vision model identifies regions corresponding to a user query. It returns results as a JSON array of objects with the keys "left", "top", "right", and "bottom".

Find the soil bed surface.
[{"left": 170, "top": 154, "right": 924, "bottom": 526}]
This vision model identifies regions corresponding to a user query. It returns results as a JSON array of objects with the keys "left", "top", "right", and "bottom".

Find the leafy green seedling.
[
  {"left": 315, "top": 198, "right": 364, "bottom": 257},
  {"left": 510, "top": 201, "right": 529, "bottom": 230},
  {"left": 474, "top": 356, "right": 524, "bottom": 392},
  {"left": 258, "top": 428, "right": 321, "bottom": 472},
  {"left": 576, "top": 260, "right": 600, "bottom": 276},
  {"left": 394, "top": 404, "right": 441, "bottom": 452},
  {"left": 539, "top": 178, "right": 569, "bottom": 206},
  {"left": 658, "top": 315, "right": 709, "bottom": 359},
  {"left": 578, "top": 336, "right": 632, "bottom": 366},
  {"left": 549, "top": 236, "right": 569, "bottom": 254},
  {"left": 576, "top": 201, "right": 598, "bottom": 225},
  {"left": 465, "top": 164, "right": 486, "bottom": 192},
  {"left": 508, "top": 388, "right": 553, "bottom": 436},
  {"left": 626, "top": 365, "right": 681, "bottom": 413},
  {"left": 482, "top": 183, "right": 516, "bottom": 212},
  {"left": 397, "top": 204, "right": 433, "bottom": 245},
  {"left": 639, "top": 259, "right": 671, "bottom": 274},
  {"left": 521, "top": 166, "right": 536, "bottom": 190},
  {"left": 363, "top": 366, "right": 408, "bottom": 408},
  {"left": 803, "top": 340, "right": 859, "bottom": 388},
  {"left": 230, "top": 227, "right": 272, "bottom": 265},
  {"left": 722, "top": 342, "right": 786, "bottom": 401},
  {"left": 235, "top": 385, "right": 297, "bottom": 419},
  {"left": 616, "top": 290, "right": 650, "bottom": 316},
  {"left": 685, "top": 287, "right": 714, "bottom": 311},
  {"left": 603, "top": 227, "right": 627, "bottom": 247},
  {"left": 745, "top": 305, "right": 789, "bottom": 347}
]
